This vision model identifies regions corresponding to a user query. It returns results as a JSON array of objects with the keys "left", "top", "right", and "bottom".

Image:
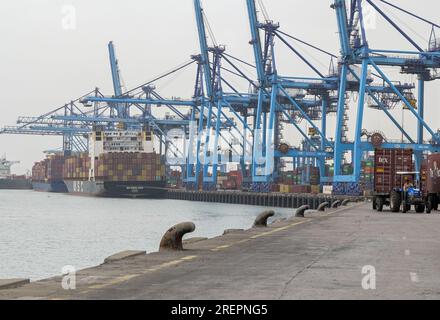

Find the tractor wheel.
[
  {"left": 402, "top": 201, "right": 409, "bottom": 213},
  {"left": 426, "top": 195, "right": 435, "bottom": 214},
  {"left": 415, "top": 204, "right": 425, "bottom": 214},
  {"left": 426, "top": 200, "right": 432, "bottom": 214},
  {"left": 390, "top": 191, "right": 401, "bottom": 213},
  {"left": 377, "top": 197, "right": 384, "bottom": 212},
  {"left": 372, "top": 196, "right": 377, "bottom": 210}
]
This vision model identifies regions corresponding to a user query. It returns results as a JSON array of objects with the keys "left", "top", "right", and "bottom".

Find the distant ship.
[{"left": 0, "top": 155, "right": 32, "bottom": 190}]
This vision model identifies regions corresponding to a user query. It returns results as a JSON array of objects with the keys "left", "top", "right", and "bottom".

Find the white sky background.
[{"left": 0, "top": 0, "right": 439, "bottom": 173}]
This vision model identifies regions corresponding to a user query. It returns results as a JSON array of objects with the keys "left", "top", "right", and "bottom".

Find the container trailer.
[
  {"left": 422, "top": 153, "right": 440, "bottom": 213},
  {"left": 373, "top": 148, "right": 437, "bottom": 214},
  {"left": 372, "top": 148, "right": 422, "bottom": 212}
]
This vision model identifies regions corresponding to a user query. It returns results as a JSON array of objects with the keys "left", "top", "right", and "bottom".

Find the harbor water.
[{"left": 0, "top": 190, "right": 293, "bottom": 280}]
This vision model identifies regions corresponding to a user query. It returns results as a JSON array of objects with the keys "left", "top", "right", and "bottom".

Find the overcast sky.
[{"left": 1, "top": 0, "right": 439, "bottom": 173}]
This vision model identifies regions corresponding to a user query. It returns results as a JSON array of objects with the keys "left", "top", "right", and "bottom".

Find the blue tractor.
[{"left": 389, "top": 172, "right": 426, "bottom": 213}]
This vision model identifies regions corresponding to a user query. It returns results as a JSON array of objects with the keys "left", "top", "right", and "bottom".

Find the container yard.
[{"left": 0, "top": 0, "right": 440, "bottom": 304}]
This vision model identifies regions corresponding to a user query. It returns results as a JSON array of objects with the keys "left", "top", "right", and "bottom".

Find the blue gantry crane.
[
  {"left": 191, "top": 0, "right": 256, "bottom": 190},
  {"left": 331, "top": 0, "right": 440, "bottom": 194},
  {"left": 0, "top": 89, "right": 103, "bottom": 152},
  {"left": 1, "top": 0, "right": 439, "bottom": 196},
  {"left": 245, "top": 0, "right": 340, "bottom": 191}
]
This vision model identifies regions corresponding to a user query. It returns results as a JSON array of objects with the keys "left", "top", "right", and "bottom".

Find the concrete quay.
[
  {"left": 166, "top": 189, "right": 363, "bottom": 210},
  {"left": 1, "top": 202, "right": 440, "bottom": 300}
]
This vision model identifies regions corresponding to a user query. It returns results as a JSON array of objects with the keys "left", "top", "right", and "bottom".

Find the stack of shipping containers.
[
  {"left": 216, "top": 170, "right": 243, "bottom": 190},
  {"left": 277, "top": 166, "right": 320, "bottom": 194},
  {"left": 167, "top": 170, "right": 182, "bottom": 188},
  {"left": 94, "top": 152, "right": 165, "bottom": 182},
  {"left": 32, "top": 155, "right": 65, "bottom": 183},
  {"left": 360, "top": 158, "right": 374, "bottom": 195},
  {"left": 63, "top": 153, "right": 90, "bottom": 181},
  {"left": 32, "top": 160, "right": 48, "bottom": 182}
]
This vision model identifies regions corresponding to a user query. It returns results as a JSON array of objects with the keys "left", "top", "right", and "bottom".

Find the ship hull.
[
  {"left": 64, "top": 180, "right": 168, "bottom": 198},
  {"left": 0, "top": 179, "right": 32, "bottom": 190},
  {"left": 32, "top": 181, "right": 68, "bottom": 193}
]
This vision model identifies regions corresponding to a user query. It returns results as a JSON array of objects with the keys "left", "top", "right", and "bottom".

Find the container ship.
[
  {"left": 31, "top": 154, "right": 68, "bottom": 192},
  {"left": 63, "top": 126, "right": 167, "bottom": 198},
  {"left": 0, "top": 155, "right": 32, "bottom": 190}
]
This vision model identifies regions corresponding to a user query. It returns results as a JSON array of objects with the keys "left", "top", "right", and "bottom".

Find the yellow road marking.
[
  {"left": 211, "top": 219, "right": 311, "bottom": 252},
  {"left": 251, "top": 220, "right": 310, "bottom": 239},
  {"left": 211, "top": 245, "right": 232, "bottom": 252},
  {"left": 148, "top": 260, "right": 182, "bottom": 269},
  {"left": 181, "top": 255, "right": 198, "bottom": 261},
  {"left": 324, "top": 203, "right": 362, "bottom": 216},
  {"left": 89, "top": 274, "right": 139, "bottom": 290},
  {"left": 235, "top": 239, "right": 251, "bottom": 244},
  {"left": 87, "top": 255, "right": 198, "bottom": 290},
  {"left": 210, "top": 238, "right": 251, "bottom": 251}
]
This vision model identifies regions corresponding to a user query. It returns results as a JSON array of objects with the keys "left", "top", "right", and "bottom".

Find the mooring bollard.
[
  {"left": 159, "top": 222, "right": 196, "bottom": 251},
  {"left": 332, "top": 200, "right": 341, "bottom": 208},
  {"left": 317, "top": 202, "right": 330, "bottom": 212},
  {"left": 342, "top": 199, "right": 351, "bottom": 206},
  {"left": 295, "top": 205, "right": 310, "bottom": 218},
  {"left": 253, "top": 210, "right": 275, "bottom": 228}
]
